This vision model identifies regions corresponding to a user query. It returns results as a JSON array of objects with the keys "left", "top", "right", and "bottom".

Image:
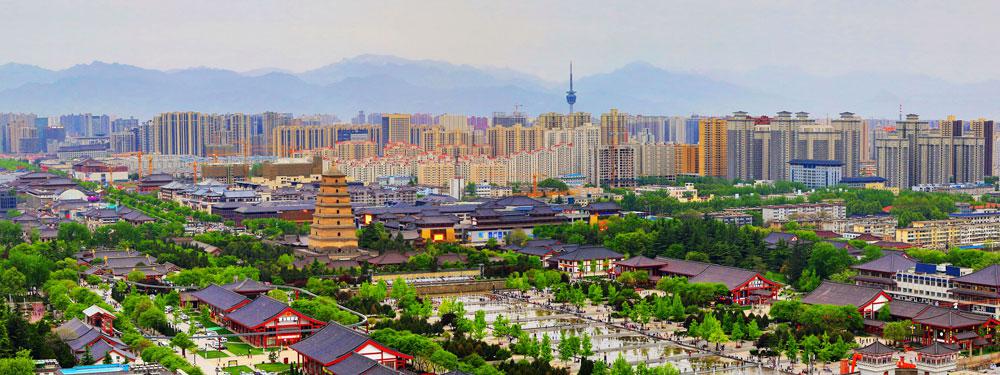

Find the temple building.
[{"left": 308, "top": 166, "right": 360, "bottom": 258}]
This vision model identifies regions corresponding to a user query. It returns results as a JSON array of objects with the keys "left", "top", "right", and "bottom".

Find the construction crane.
[{"left": 113, "top": 152, "right": 144, "bottom": 180}]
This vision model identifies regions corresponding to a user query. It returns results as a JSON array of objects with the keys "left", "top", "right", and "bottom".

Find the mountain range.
[{"left": 0, "top": 54, "right": 996, "bottom": 119}]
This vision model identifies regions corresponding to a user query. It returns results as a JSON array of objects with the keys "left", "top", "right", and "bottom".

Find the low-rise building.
[
  {"left": 762, "top": 203, "right": 846, "bottom": 225},
  {"left": 547, "top": 245, "right": 623, "bottom": 278},
  {"left": 950, "top": 264, "right": 1000, "bottom": 317},
  {"left": 706, "top": 210, "right": 754, "bottom": 226},
  {"left": 892, "top": 263, "right": 971, "bottom": 306},
  {"left": 71, "top": 159, "right": 128, "bottom": 183},
  {"left": 819, "top": 215, "right": 898, "bottom": 238},
  {"left": 54, "top": 317, "right": 135, "bottom": 364},
  {"left": 787, "top": 159, "right": 843, "bottom": 189},
  {"left": 655, "top": 257, "right": 782, "bottom": 305}
]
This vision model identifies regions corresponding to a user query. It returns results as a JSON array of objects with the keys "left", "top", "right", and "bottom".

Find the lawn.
[
  {"left": 197, "top": 350, "right": 230, "bottom": 359},
  {"left": 222, "top": 365, "right": 254, "bottom": 375},
  {"left": 256, "top": 363, "right": 291, "bottom": 373},
  {"left": 226, "top": 342, "right": 264, "bottom": 356}
]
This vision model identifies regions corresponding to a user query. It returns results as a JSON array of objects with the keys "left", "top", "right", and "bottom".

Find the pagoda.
[{"left": 307, "top": 166, "right": 360, "bottom": 257}]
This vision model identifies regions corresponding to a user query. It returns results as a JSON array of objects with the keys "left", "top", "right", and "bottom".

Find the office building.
[
  {"left": 698, "top": 118, "right": 727, "bottom": 177},
  {"left": 381, "top": 114, "right": 412, "bottom": 146},
  {"left": 788, "top": 159, "right": 844, "bottom": 188}
]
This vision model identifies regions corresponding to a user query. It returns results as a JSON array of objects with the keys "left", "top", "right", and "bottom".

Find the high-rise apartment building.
[
  {"left": 271, "top": 124, "right": 380, "bottom": 157},
  {"left": 381, "top": 114, "right": 412, "bottom": 146},
  {"left": 600, "top": 108, "right": 628, "bottom": 146},
  {"left": 595, "top": 144, "right": 636, "bottom": 188},
  {"left": 698, "top": 118, "right": 727, "bottom": 177},
  {"left": 536, "top": 112, "right": 565, "bottom": 129},
  {"left": 566, "top": 112, "right": 591, "bottom": 128},
  {"left": 726, "top": 111, "right": 865, "bottom": 181},
  {"left": 876, "top": 114, "right": 987, "bottom": 188},
  {"left": 148, "top": 112, "right": 208, "bottom": 156},
  {"left": 486, "top": 124, "right": 543, "bottom": 157},
  {"left": 436, "top": 114, "right": 468, "bottom": 132}
]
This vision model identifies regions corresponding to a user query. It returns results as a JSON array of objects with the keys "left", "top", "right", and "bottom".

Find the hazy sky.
[{"left": 3, "top": 1, "right": 998, "bottom": 82}]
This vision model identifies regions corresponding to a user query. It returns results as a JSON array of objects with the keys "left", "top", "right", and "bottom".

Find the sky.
[{"left": 2, "top": 0, "right": 999, "bottom": 83}]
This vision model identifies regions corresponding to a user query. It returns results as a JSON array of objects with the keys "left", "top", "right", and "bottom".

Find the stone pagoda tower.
[{"left": 307, "top": 165, "right": 359, "bottom": 257}]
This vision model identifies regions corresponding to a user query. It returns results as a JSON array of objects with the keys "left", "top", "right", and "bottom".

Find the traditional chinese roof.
[
  {"left": 615, "top": 255, "right": 668, "bottom": 268},
  {"left": 656, "top": 258, "right": 711, "bottom": 277},
  {"left": 82, "top": 305, "right": 116, "bottom": 318},
  {"left": 189, "top": 284, "right": 250, "bottom": 311},
  {"left": 325, "top": 352, "right": 401, "bottom": 375},
  {"left": 365, "top": 252, "right": 411, "bottom": 266},
  {"left": 952, "top": 264, "right": 1000, "bottom": 287},
  {"left": 226, "top": 295, "right": 305, "bottom": 329},
  {"left": 656, "top": 257, "right": 778, "bottom": 290},
  {"left": 914, "top": 308, "right": 992, "bottom": 329},
  {"left": 801, "top": 281, "right": 886, "bottom": 309},
  {"left": 887, "top": 300, "right": 934, "bottom": 320},
  {"left": 549, "top": 246, "right": 623, "bottom": 262},
  {"left": 291, "top": 323, "right": 381, "bottom": 365},
  {"left": 855, "top": 341, "right": 896, "bottom": 356},
  {"left": 763, "top": 232, "right": 799, "bottom": 245},
  {"left": 221, "top": 278, "right": 274, "bottom": 294},
  {"left": 916, "top": 342, "right": 960, "bottom": 355},
  {"left": 852, "top": 252, "right": 916, "bottom": 274}
]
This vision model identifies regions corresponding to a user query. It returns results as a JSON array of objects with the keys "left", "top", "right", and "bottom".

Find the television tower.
[{"left": 566, "top": 62, "right": 577, "bottom": 114}]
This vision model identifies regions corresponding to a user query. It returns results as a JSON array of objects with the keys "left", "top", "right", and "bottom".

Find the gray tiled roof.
[
  {"left": 953, "top": 264, "right": 1000, "bottom": 287},
  {"left": 290, "top": 322, "right": 370, "bottom": 365},
  {"left": 550, "top": 246, "right": 623, "bottom": 262},
  {"left": 190, "top": 284, "right": 249, "bottom": 311},
  {"left": 852, "top": 252, "right": 916, "bottom": 274},
  {"left": 801, "top": 281, "right": 884, "bottom": 308},
  {"left": 226, "top": 295, "right": 292, "bottom": 328},
  {"left": 325, "top": 353, "right": 382, "bottom": 374}
]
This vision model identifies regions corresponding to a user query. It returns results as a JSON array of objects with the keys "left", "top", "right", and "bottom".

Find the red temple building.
[
  {"left": 654, "top": 257, "right": 782, "bottom": 305},
  {"left": 83, "top": 305, "right": 117, "bottom": 336},
  {"left": 290, "top": 322, "right": 411, "bottom": 375},
  {"left": 224, "top": 295, "right": 324, "bottom": 348}
]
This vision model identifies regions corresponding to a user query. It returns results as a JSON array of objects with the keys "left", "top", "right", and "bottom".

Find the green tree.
[
  {"left": 0, "top": 221, "right": 22, "bottom": 248},
  {"left": 126, "top": 270, "right": 146, "bottom": 283},
  {"left": 505, "top": 229, "right": 529, "bottom": 247},
  {"left": 878, "top": 305, "right": 892, "bottom": 322},
  {"left": 472, "top": 310, "right": 487, "bottom": 340},
  {"left": 0, "top": 268, "right": 26, "bottom": 295},
  {"left": 539, "top": 333, "right": 554, "bottom": 362},
  {"left": 580, "top": 332, "right": 594, "bottom": 359},
  {"left": 784, "top": 336, "right": 799, "bottom": 363},
  {"left": 588, "top": 283, "right": 604, "bottom": 305},
  {"left": 170, "top": 332, "right": 196, "bottom": 357},
  {"left": 808, "top": 242, "right": 853, "bottom": 279},
  {"left": 746, "top": 319, "right": 763, "bottom": 340},
  {"left": 267, "top": 289, "right": 289, "bottom": 302},
  {"left": 883, "top": 320, "right": 912, "bottom": 344},
  {"left": 730, "top": 321, "right": 745, "bottom": 341}
]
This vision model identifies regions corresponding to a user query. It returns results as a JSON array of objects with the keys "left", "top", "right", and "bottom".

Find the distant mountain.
[
  {"left": 0, "top": 55, "right": 998, "bottom": 118},
  {"left": 0, "top": 63, "right": 57, "bottom": 91}
]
